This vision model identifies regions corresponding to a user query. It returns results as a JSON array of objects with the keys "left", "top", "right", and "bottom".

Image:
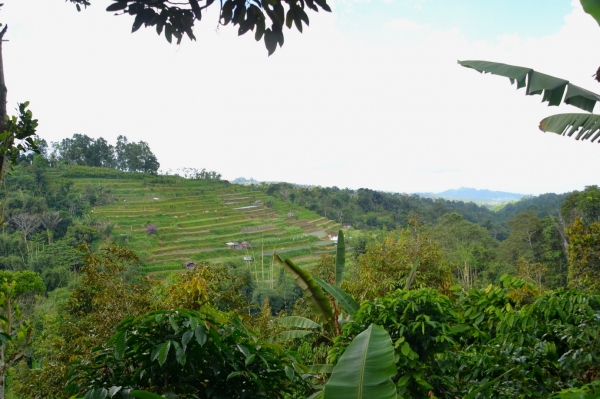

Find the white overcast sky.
[{"left": 3, "top": 0, "right": 600, "bottom": 195}]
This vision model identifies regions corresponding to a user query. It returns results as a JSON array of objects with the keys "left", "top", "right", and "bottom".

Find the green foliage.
[
  {"left": 566, "top": 217, "right": 600, "bottom": 289},
  {"left": 53, "top": 134, "right": 160, "bottom": 175},
  {"left": 0, "top": 102, "right": 39, "bottom": 186},
  {"left": 344, "top": 223, "right": 454, "bottom": 301},
  {"left": 69, "top": 308, "right": 307, "bottom": 398},
  {"left": 458, "top": 60, "right": 600, "bottom": 113},
  {"left": 330, "top": 288, "right": 459, "bottom": 398},
  {"left": 275, "top": 254, "right": 336, "bottom": 335},
  {"left": 562, "top": 185, "right": 600, "bottom": 225},
  {"left": 15, "top": 244, "right": 152, "bottom": 398},
  {"left": 159, "top": 263, "right": 252, "bottom": 313},
  {"left": 323, "top": 324, "right": 397, "bottom": 399},
  {"left": 0, "top": 270, "right": 45, "bottom": 397}
]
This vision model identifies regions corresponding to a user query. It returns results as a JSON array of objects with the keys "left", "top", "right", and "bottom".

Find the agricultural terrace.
[{"left": 46, "top": 167, "right": 344, "bottom": 280}]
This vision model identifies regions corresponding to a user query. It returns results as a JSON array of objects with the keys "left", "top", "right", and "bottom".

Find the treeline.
[
  {"left": 260, "top": 182, "right": 600, "bottom": 289},
  {"left": 43, "top": 134, "right": 160, "bottom": 174}
]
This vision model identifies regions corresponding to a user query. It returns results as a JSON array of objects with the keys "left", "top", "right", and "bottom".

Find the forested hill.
[
  {"left": 257, "top": 183, "right": 574, "bottom": 240},
  {"left": 496, "top": 193, "right": 567, "bottom": 220}
]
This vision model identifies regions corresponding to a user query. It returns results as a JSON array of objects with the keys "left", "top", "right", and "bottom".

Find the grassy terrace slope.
[{"left": 48, "top": 167, "right": 343, "bottom": 278}]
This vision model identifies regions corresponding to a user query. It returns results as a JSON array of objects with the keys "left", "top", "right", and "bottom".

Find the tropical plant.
[
  {"left": 69, "top": 308, "right": 308, "bottom": 398},
  {"left": 39, "top": 211, "right": 62, "bottom": 243},
  {"left": 329, "top": 288, "right": 462, "bottom": 398},
  {"left": 323, "top": 324, "right": 397, "bottom": 399},
  {"left": 459, "top": 0, "right": 600, "bottom": 145}
]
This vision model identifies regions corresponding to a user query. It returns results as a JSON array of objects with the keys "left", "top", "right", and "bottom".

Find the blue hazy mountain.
[{"left": 419, "top": 187, "right": 525, "bottom": 202}]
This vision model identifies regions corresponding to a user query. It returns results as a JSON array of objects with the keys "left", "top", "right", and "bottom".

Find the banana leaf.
[
  {"left": 458, "top": 60, "right": 600, "bottom": 113},
  {"left": 335, "top": 230, "right": 345, "bottom": 287},
  {"left": 277, "top": 330, "right": 314, "bottom": 342},
  {"left": 279, "top": 316, "right": 322, "bottom": 329},
  {"left": 323, "top": 324, "right": 397, "bottom": 399},
  {"left": 313, "top": 275, "right": 359, "bottom": 316},
  {"left": 539, "top": 113, "right": 600, "bottom": 143},
  {"left": 275, "top": 253, "right": 336, "bottom": 334},
  {"left": 582, "top": 0, "right": 600, "bottom": 26}
]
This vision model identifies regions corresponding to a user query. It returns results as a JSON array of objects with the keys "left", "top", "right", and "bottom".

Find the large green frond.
[
  {"left": 458, "top": 60, "right": 600, "bottom": 113},
  {"left": 279, "top": 316, "right": 322, "bottom": 329},
  {"left": 539, "top": 113, "right": 600, "bottom": 143},
  {"left": 313, "top": 276, "right": 360, "bottom": 316},
  {"left": 275, "top": 254, "right": 336, "bottom": 334},
  {"left": 323, "top": 324, "right": 397, "bottom": 399}
]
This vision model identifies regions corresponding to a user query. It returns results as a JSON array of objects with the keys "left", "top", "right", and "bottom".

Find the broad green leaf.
[
  {"left": 279, "top": 316, "right": 321, "bottom": 329},
  {"left": 582, "top": 0, "right": 600, "bottom": 26},
  {"left": 108, "top": 386, "right": 122, "bottom": 398},
  {"left": 245, "top": 353, "right": 256, "bottom": 366},
  {"left": 335, "top": 230, "right": 345, "bottom": 287},
  {"left": 237, "top": 344, "right": 250, "bottom": 358},
  {"left": 114, "top": 331, "right": 126, "bottom": 360},
  {"left": 275, "top": 254, "right": 336, "bottom": 334},
  {"left": 176, "top": 346, "right": 187, "bottom": 366},
  {"left": 313, "top": 276, "right": 359, "bottom": 316},
  {"left": 458, "top": 60, "right": 600, "bottom": 113},
  {"left": 539, "top": 113, "right": 600, "bottom": 143},
  {"left": 227, "top": 371, "right": 243, "bottom": 380},
  {"left": 400, "top": 341, "right": 411, "bottom": 357},
  {"left": 323, "top": 324, "right": 397, "bottom": 399},
  {"left": 195, "top": 324, "right": 207, "bottom": 346},
  {"left": 157, "top": 341, "right": 171, "bottom": 366},
  {"left": 182, "top": 330, "right": 193, "bottom": 347},
  {"left": 276, "top": 330, "right": 314, "bottom": 342},
  {"left": 130, "top": 391, "right": 165, "bottom": 399},
  {"left": 285, "top": 365, "right": 295, "bottom": 380}
]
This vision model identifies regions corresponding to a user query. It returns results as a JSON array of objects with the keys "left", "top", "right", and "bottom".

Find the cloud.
[
  {"left": 3, "top": 0, "right": 599, "bottom": 195},
  {"left": 384, "top": 18, "right": 430, "bottom": 31}
]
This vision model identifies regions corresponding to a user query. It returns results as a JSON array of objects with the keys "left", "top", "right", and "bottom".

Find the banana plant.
[
  {"left": 276, "top": 315, "right": 322, "bottom": 342},
  {"left": 458, "top": 60, "right": 600, "bottom": 144},
  {"left": 274, "top": 254, "right": 337, "bottom": 335},
  {"left": 276, "top": 230, "right": 359, "bottom": 324},
  {"left": 322, "top": 324, "right": 397, "bottom": 399}
]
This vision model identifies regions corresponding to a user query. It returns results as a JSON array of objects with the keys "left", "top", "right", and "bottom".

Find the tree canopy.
[{"left": 68, "top": 0, "right": 331, "bottom": 55}]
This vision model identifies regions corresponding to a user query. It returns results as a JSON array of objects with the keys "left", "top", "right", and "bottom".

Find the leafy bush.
[
  {"left": 329, "top": 288, "right": 461, "bottom": 398},
  {"left": 69, "top": 309, "right": 308, "bottom": 398}
]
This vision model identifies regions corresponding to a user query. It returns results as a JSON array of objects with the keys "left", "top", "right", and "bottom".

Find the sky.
[{"left": 3, "top": 0, "right": 600, "bottom": 195}]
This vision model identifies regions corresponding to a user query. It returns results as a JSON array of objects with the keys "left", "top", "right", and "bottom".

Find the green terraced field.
[{"left": 49, "top": 168, "right": 344, "bottom": 279}]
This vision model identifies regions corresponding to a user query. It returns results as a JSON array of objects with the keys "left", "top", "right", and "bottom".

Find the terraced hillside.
[{"left": 47, "top": 167, "right": 343, "bottom": 278}]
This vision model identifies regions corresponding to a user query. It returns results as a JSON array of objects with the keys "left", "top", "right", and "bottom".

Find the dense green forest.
[{"left": 0, "top": 131, "right": 599, "bottom": 398}]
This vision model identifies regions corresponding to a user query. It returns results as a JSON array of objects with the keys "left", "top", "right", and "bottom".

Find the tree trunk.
[{"left": 0, "top": 25, "right": 8, "bottom": 187}]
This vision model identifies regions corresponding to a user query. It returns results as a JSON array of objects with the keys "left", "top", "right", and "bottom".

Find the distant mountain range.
[{"left": 418, "top": 187, "right": 526, "bottom": 203}]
